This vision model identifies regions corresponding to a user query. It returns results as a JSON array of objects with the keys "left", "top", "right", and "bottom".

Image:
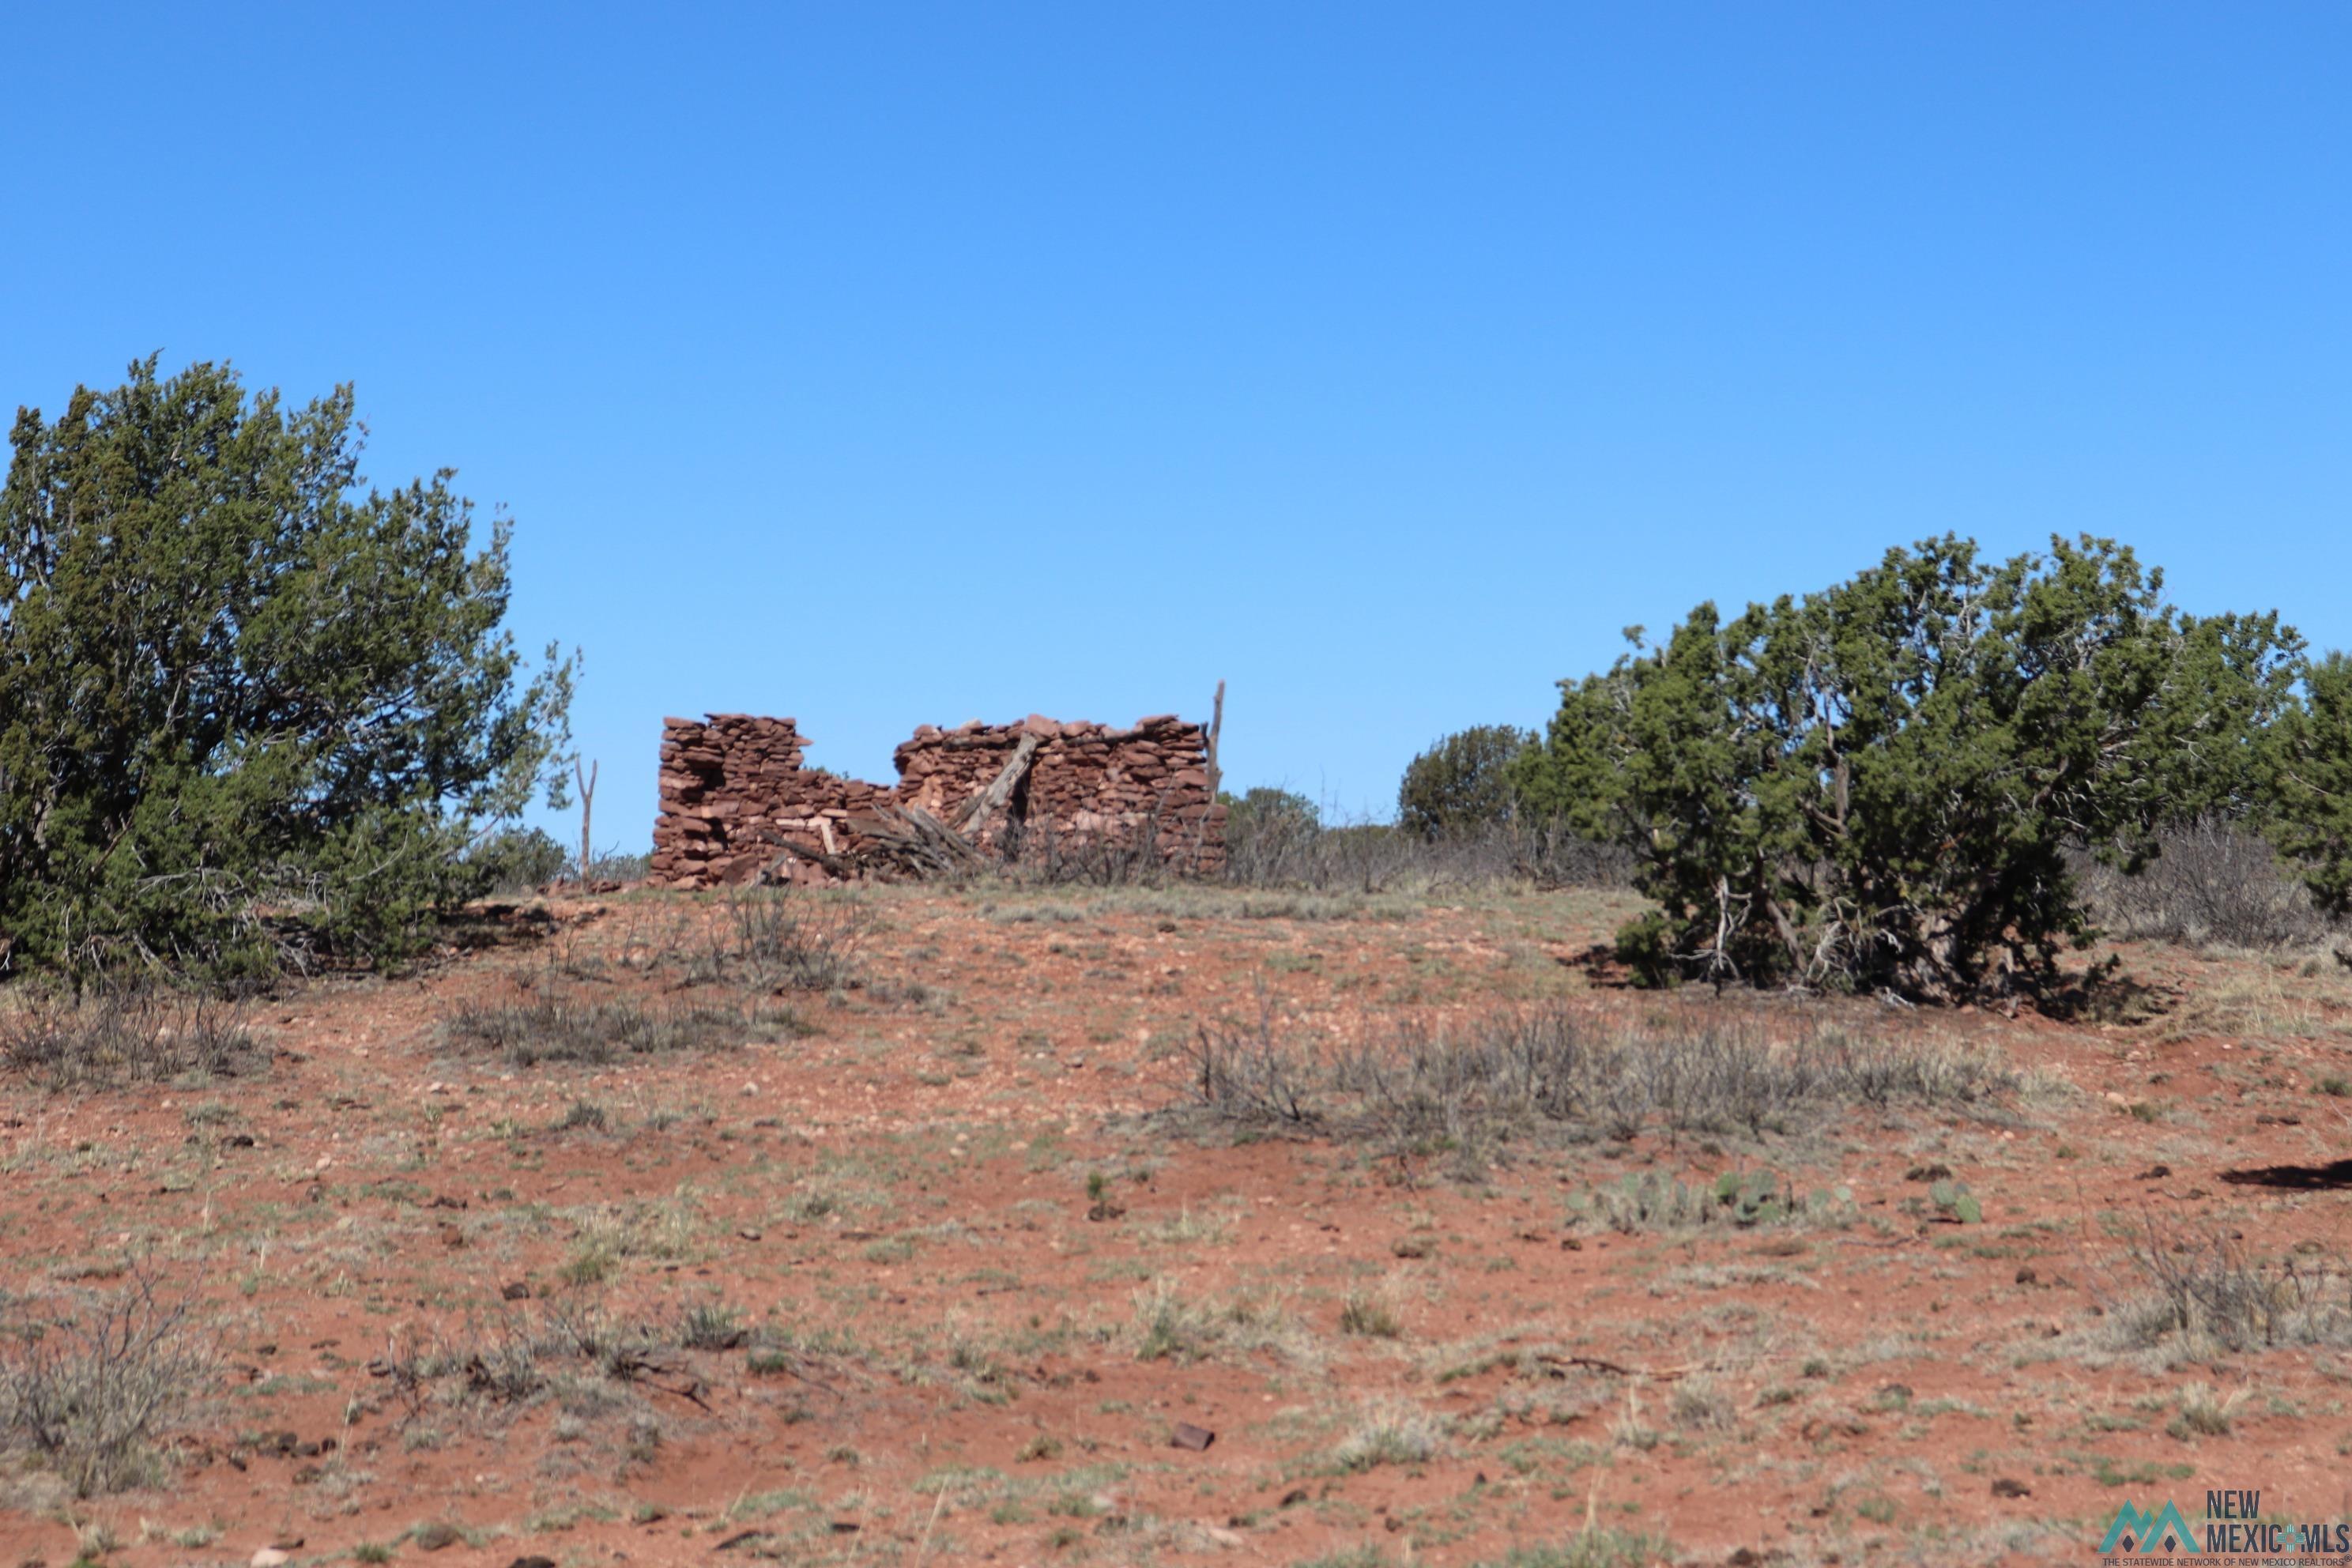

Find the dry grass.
[
  {"left": 0, "top": 989, "right": 255, "bottom": 1091},
  {"left": 2099, "top": 1219, "right": 2352, "bottom": 1358},
  {"left": 443, "top": 993, "right": 804, "bottom": 1066},
  {"left": 1186, "top": 1001, "right": 2016, "bottom": 1157},
  {"left": 0, "top": 1273, "right": 213, "bottom": 1497}
]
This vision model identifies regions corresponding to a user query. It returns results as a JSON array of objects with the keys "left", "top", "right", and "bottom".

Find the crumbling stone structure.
[{"left": 650, "top": 712, "right": 1226, "bottom": 888}]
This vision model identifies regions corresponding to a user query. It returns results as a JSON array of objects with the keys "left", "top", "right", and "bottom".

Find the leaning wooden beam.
[
  {"left": 951, "top": 733, "right": 1041, "bottom": 840},
  {"left": 757, "top": 833, "right": 855, "bottom": 883}
]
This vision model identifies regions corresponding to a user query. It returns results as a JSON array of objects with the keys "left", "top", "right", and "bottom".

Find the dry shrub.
[
  {"left": 675, "top": 888, "right": 872, "bottom": 991},
  {"left": 1187, "top": 1003, "right": 2013, "bottom": 1156},
  {"left": 0, "top": 1272, "right": 212, "bottom": 1496},
  {"left": 443, "top": 994, "right": 801, "bottom": 1068},
  {"left": 1223, "top": 815, "right": 1631, "bottom": 895},
  {"left": 2102, "top": 1217, "right": 2352, "bottom": 1356},
  {"left": 0, "top": 989, "right": 255, "bottom": 1091},
  {"left": 2081, "top": 816, "right": 2329, "bottom": 949}
]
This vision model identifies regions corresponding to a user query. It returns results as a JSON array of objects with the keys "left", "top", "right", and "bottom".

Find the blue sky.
[{"left": 5, "top": 4, "right": 2346, "bottom": 844}]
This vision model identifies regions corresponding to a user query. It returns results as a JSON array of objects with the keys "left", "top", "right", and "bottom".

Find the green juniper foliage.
[
  {"left": 1515, "top": 534, "right": 2299, "bottom": 998},
  {"left": 1397, "top": 723, "right": 1531, "bottom": 839},
  {"left": 1219, "top": 785, "right": 1321, "bottom": 850},
  {"left": 0, "top": 357, "right": 574, "bottom": 980},
  {"left": 2262, "top": 651, "right": 2352, "bottom": 914}
]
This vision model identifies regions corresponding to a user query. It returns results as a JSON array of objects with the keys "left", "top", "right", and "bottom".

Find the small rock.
[
  {"left": 507, "top": 1559, "right": 557, "bottom": 1568},
  {"left": 413, "top": 1521, "right": 463, "bottom": 1551},
  {"left": 1171, "top": 1422, "right": 1216, "bottom": 1451},
  {"left": 1992, "top": 1477, "right": 2032, "bottom": 1498},
  {"left": 738, "top": 1227, "right": 763, "bottom": 1242},
  {"left": 500, "top": 1281, "right": 531, "bottom": 1301},
  {"left": 714, "top": 1532, "right": 776, "bottom": 1553},
  {"left": 2015, "top": 1265, "right": 2037, "bottom": 1286},
  {"left": 251, "top": 1552, "right": 291, "bottom": 1568}
]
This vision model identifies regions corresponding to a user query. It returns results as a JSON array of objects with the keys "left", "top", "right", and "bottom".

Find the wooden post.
[
  {"left": 1205, "top": 680, "right": 1225, "bottom": 800},
  {"left": 575, "top": 759, "right": 598, "bottom": 884}
]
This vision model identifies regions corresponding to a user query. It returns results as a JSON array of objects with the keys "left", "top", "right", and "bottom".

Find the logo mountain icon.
[{"left": 2101, "top": 1501, "right": 2203, "bottom": 1555}]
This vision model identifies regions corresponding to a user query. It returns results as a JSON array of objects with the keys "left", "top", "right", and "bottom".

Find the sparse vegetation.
[
  {"left": 0, "top": 1273, "right": 211, "bottom": 1497},
  {"left": 1189, "top": 1001, "right": 2015, "bottom": 1155},
  {"left": 2103, "top": 1222, "right": 2352, "bottom": 1357},
  {"left": 677, "top": 888, "right": 874, "bottom": 992},
  {"left": 2079, "top": 816, "right": 2328, "bottom": 950},
  {"left": 0, "top": 987, "right": 256, "bottom": 1090},
  {"left": 1332, "top": 1396, "right": 1443, "bottom": 1471},
  {"left": 1577, "top": 1169, "right": 1856, "bottom": 1234},
  {"left": 443, "top": 993, "right": 797, "bottom": 1066}
]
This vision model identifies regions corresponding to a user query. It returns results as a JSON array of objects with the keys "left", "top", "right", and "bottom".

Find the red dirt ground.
[{"left": 4, "top": 884, "right": 2350, "bottom": 1567}]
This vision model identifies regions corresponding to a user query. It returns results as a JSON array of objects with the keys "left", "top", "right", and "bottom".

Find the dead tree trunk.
[
  {"left": 575, "top": 759, "right": 598, "bottom": 883},
  {"left": 951, "top": 733, "right": 1041, "bottom": 845},
  {"left": 1206, "top": 680, "right": 1225, "bottom": 800}
]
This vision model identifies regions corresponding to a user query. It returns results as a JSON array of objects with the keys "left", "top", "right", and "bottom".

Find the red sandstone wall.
[{"left": 650, "top": 712, "right": 1226, "bottom": 888}]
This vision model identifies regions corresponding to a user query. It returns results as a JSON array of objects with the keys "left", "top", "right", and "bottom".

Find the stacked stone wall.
[{"left": 650, "top": 711, "right": 1224, "bottom": 887}]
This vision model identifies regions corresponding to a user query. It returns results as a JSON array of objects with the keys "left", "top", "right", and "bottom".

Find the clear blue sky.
[{"left": 6, "top": 5, "right": 2346, "bottom": 845}]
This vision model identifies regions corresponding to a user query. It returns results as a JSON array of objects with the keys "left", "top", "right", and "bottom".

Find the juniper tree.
[
  {"left": 1397, "top": 724, "right": 1530, "bottom": 838},
  {"left": 1514, "top": 535, "right": 2300, "bottom": 999},
  {"left": 2262, "top": 651, "right": 2352, "bottom": 914},
  {"left": 0, "top": 356, "right": 573, "bottom": 981}
]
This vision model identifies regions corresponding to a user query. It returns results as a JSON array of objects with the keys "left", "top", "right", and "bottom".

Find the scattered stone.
[
  {"left": 2136, "top": 1164, "right": 2171, "bottom": 1180},
  {"left": 500, "top": 1281, "right": 531, "bottom": 1301},
  {"left": 251, "top": 1552, "right": 290, "bottom": 1568},
  {"left": 1992, "top": 1478, "right": 2033, "bottom": 1498},
  {"left": 2015, "top": 1265, "right": 2038, "bottom": 1285},
  {"left": 412, "top": 1522, "right": 462, "bottom": 1551},
  {"left": 1171, "top": 1423, "right": 1216, "bottom": 1451},
  {"left": 738, "top": 1227, "right": 763, "bottom": 1242}
]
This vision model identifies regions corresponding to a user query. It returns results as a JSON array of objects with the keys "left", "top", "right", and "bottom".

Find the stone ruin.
[{"left": 650, "top": 712, "right": 1227, "bottom": 888}]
